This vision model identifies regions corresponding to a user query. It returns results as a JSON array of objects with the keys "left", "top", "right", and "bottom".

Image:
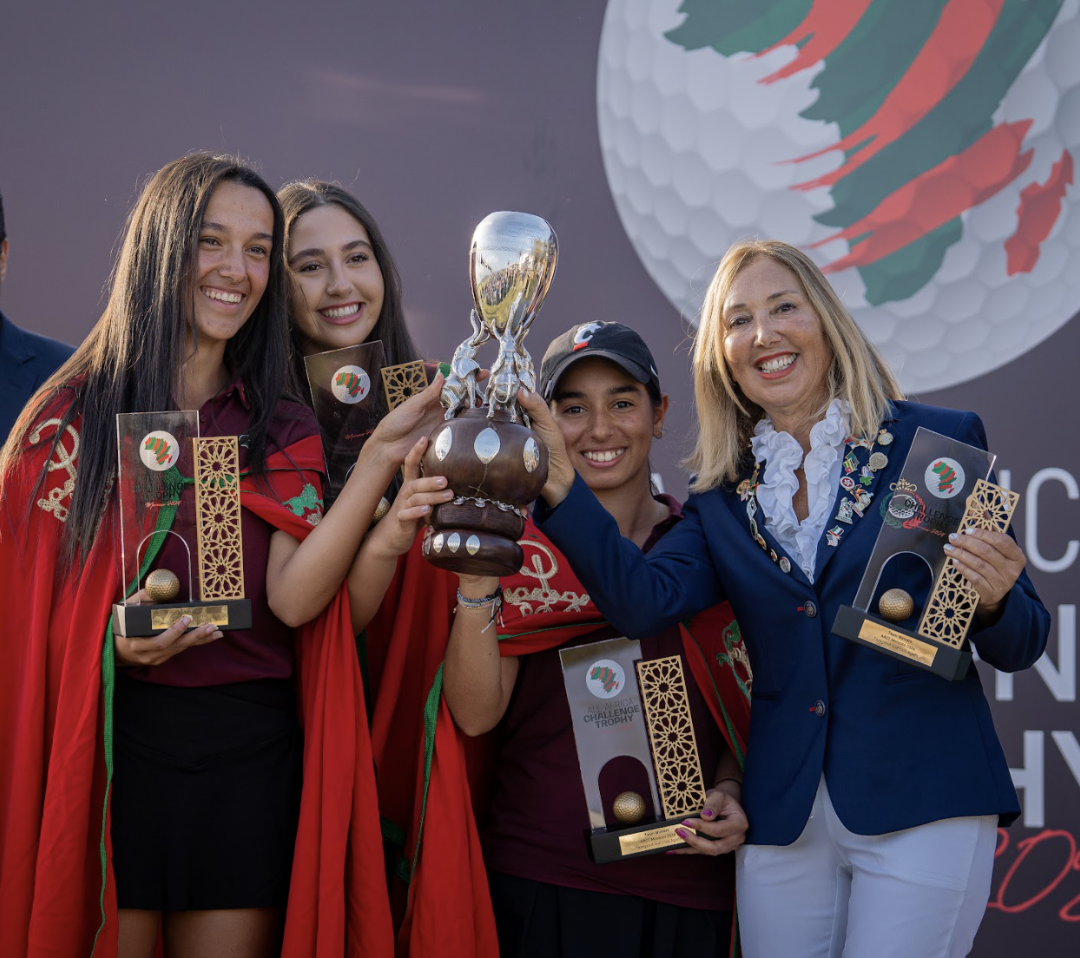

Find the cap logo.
[{"left": 572, "top": 322, "right": 603, "bottom": 351}]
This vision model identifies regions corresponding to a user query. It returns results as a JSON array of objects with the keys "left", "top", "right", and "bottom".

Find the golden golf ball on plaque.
[
  {"left": 145, "top": 568, "right": 181, "bottom": 603},
  {"left": 878, "top": 588, "right": 914, "bottom": 622},
  {"left": 612, "top": 791, "right": 647, "bottom": 825}
]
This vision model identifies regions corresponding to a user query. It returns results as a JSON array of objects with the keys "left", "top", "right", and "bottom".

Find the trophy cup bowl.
[{"left": 421, "top": 212, "right": 557, "bottom": 576}]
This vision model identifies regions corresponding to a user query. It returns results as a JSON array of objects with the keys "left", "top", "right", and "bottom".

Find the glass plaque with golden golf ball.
[
  {"left": 112, "top": 411, "right": 252, "bottom": 637},
  {"left": 832, "top": 427, "right": 1017, "bottom": 681},
  {"left": 559, "top": 636, "right": 710, "bottom": 862}
]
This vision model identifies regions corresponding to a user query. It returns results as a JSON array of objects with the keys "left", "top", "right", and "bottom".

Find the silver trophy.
[{"left": 422, "top": 212, "right": 558, "bottom": 575}]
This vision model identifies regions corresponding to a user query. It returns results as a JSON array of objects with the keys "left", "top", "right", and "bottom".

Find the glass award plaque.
[
  {"left": 303, "top": 341, "right": 386, "bottom": 506},
  {"left": 832, "top": 427, "right": 1019, "bottom": 681},
  {"left": 112, "top": 411, "right": 252, "bottom": 637},
  {"left": 560, "top": 636, "right": 708, "bottom": 862}
]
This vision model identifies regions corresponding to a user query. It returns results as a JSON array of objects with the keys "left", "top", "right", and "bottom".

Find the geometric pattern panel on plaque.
[
  {"left": 304, "top": 340, "right": 386, "bottom": 505},
  {"left": 637, "top": 654, "right": 707, "bottom": 820},
  {"left": 381, "top": 359, "right": 430, "bottom": 411},
  {"left": 920, "top": 478, "right": 1019, "bottom": 647},
  {"left": 194, "top": 436, "right": 245, "bottom": 601}
]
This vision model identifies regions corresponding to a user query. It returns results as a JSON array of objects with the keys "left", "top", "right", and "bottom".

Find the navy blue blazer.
[
  {"left": 536, "top": 401, "right": 1049, "bottom": 846},
  {"left": 0, "top": 311, "right": 75, "bottom": 445}
]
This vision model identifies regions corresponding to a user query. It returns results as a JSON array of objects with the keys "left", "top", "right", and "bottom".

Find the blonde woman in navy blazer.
[{"left": 521, "top": 240, "right": 1049, "bottom": 958}]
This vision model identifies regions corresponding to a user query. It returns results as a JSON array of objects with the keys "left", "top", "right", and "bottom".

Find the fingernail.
[
  {"left": 676, "top": 828, "right": 689, "bottom": 839},
  {"left": 681, "top": 820, "right": 694, "bottom": 827},
  {"left": 963, "top": 526, "right": 975, "bottom": 535},
  {"left": 521, "top": 387, "right": 531, "bottom": 398},
  {"left": 944, "top": 543, "right": 955, "bottom": 553},
  {"left": 948, "top": 533, "right": 958, "bottom": 542},
  {"left": 701, "top": 808, "right": 715, "bottom": 819},
  {"left": 435, "top": 477, "right": 446, "bottom": 487},
  {"left": 180, "top": 616, "right": 192, "bottom": 627}
]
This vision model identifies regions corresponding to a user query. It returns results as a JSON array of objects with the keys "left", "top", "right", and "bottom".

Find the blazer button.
[
  {"left": 814, "top": 700, "right": 826, "bottom": 717},
  {"left": 804, "top": 600, "right": 818, "bottom": 618}
]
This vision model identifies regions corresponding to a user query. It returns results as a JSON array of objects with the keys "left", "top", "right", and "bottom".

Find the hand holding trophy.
[{"left": 421, "top": 212, "right": 557, "bottom": 575}]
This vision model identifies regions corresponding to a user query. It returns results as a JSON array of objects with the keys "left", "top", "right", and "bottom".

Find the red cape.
[
  {"left": 0, "top": 422, "right": 393, "bottom": 957},
  {"left": 368, "top": 518, "right": 751, "bottom": 958}
]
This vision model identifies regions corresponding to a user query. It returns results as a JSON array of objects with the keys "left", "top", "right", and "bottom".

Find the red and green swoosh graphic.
[{"left": 666, "top": 0, "right": 1073, "bottom": 305}]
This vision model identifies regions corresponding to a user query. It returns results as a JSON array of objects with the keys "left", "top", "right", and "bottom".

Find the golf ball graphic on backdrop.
[{"left": 598, "top": 0, "right": 1079, "bottom": 392}]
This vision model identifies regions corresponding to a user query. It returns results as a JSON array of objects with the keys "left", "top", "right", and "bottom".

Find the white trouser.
[{"left": 735, "top": 777, "right": 997, "bottom": 958}]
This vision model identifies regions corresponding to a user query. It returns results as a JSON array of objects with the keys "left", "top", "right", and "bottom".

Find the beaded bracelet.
[{"left": 456, "top": 586, "right": 503, "bottom": 632}]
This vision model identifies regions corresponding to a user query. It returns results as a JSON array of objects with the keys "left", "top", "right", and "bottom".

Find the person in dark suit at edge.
[{"left": 0, "top": 189, "right": 76, "bottom": 445}]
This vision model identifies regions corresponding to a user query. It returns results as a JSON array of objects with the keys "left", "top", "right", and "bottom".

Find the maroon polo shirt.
[
  {"left": 125, "top": 379, "right": 321, "bottom": 687},
  {"left": 481, "top": 495, "right": 736, "bottom": 911}
]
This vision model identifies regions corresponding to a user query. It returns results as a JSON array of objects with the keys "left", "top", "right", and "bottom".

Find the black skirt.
[
  {"left": 488, "top": 871, "right": 734, "bottom": 958},
  {"left": 111, "top": 673, "right": 302, "bottom": 912}
]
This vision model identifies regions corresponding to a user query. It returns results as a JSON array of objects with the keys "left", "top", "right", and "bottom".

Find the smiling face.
[
  {"left": 551, "top": 356, "right": 667, "bottom": 495},
  {"left": 189, "top": 180, "right": 274, "bottom": 352},
  {"left": 721, "top": 256, "right": 833, "bottom": 429},
  {"left": 286, "top": 203, "right": 385, "bottom": 355}
]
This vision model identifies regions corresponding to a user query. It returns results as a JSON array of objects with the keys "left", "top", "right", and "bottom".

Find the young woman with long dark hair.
[{"left": 0, "top": 153, "right": 437, "bottom": 958}]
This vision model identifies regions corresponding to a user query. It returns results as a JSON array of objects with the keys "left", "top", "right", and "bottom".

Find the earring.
[{"left": 654, "top": 428, "right": 663, "bottom": 439}]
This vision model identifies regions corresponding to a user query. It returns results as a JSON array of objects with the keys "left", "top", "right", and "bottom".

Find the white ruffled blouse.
[{"left": 749, "top": 399, "right": 849, "bottom": 583}]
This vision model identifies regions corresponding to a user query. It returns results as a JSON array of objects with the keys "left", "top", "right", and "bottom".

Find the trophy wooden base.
[
  {"left": 112, "top": 598, "right": 252, "bottom": 638},
  {"left": 832, "top": 605, "right": 971, "bottom": 681},
  {"left": 588, "top": 819, "right": 696, "bottom": 863},
  {"left": 422, "top": 527, "right": 523, "bottom": 577}
]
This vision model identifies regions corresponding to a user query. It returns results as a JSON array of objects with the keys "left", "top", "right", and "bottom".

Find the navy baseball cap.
[{"left": 538, "top": 322, "right": 661, "bottom": 401}]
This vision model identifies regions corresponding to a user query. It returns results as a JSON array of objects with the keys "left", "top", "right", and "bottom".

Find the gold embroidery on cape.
[
  {"left": 31, "top": 419, "right": 80, "bottom": 522},
  {"left": 503, "top": 539, "right": 591, "bottom": 615},
  {"left": 918, "top": 479, "right": 1018, "bottom": 648},
  {"left": 636, "top": 655, "right": 707, "bottom": 818},
  {"left": 194, "top": 437, "right": 245, "bottom": 600}
]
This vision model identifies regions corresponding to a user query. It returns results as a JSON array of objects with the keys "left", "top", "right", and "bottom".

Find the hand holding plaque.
[{"left": 421, "top": 212, "right": 557, "bottom": 576}]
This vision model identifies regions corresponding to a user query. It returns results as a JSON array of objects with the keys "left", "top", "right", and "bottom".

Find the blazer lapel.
[
  {"left": 730, "top": 460, "right": 813, "bottom": 587},
  {"left": 813, "top": 416, "right": 898, "bottom": 580}
]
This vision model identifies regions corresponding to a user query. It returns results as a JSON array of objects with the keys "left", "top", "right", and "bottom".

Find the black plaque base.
[
  {"left": 588, "top": 818, "right": 696, "bottom": 863},
  {"left": 112, "top": 598, "right": 252, "bottom": 638},
  {"left": 833, "top": 605, "right": 971, "bottom": 682}
]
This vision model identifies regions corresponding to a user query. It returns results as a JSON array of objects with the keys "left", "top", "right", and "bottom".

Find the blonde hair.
[{"left": 684, "top": 240, "right": 904, "bottom": 492}]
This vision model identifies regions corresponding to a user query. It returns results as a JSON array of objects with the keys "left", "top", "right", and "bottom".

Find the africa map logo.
[
  {"left": 586, "top": 658, "right": 627, "bottom": 699},
  {"left": 598, "top": 0, "right": 1079, "bottom": 391},
  {"left": 331, "top": 365, "right": 371, "bottom": 404},
  {"left": 139, "top": 431, "right": 180, "bottom": 471}
]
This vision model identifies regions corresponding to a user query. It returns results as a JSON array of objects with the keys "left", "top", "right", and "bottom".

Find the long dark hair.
[
  {"left": 0, "top": 152, "right": 297, "bottom": 565},
  {"left": 278, "top": 180, "right": 421, "bottom": 379}
]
